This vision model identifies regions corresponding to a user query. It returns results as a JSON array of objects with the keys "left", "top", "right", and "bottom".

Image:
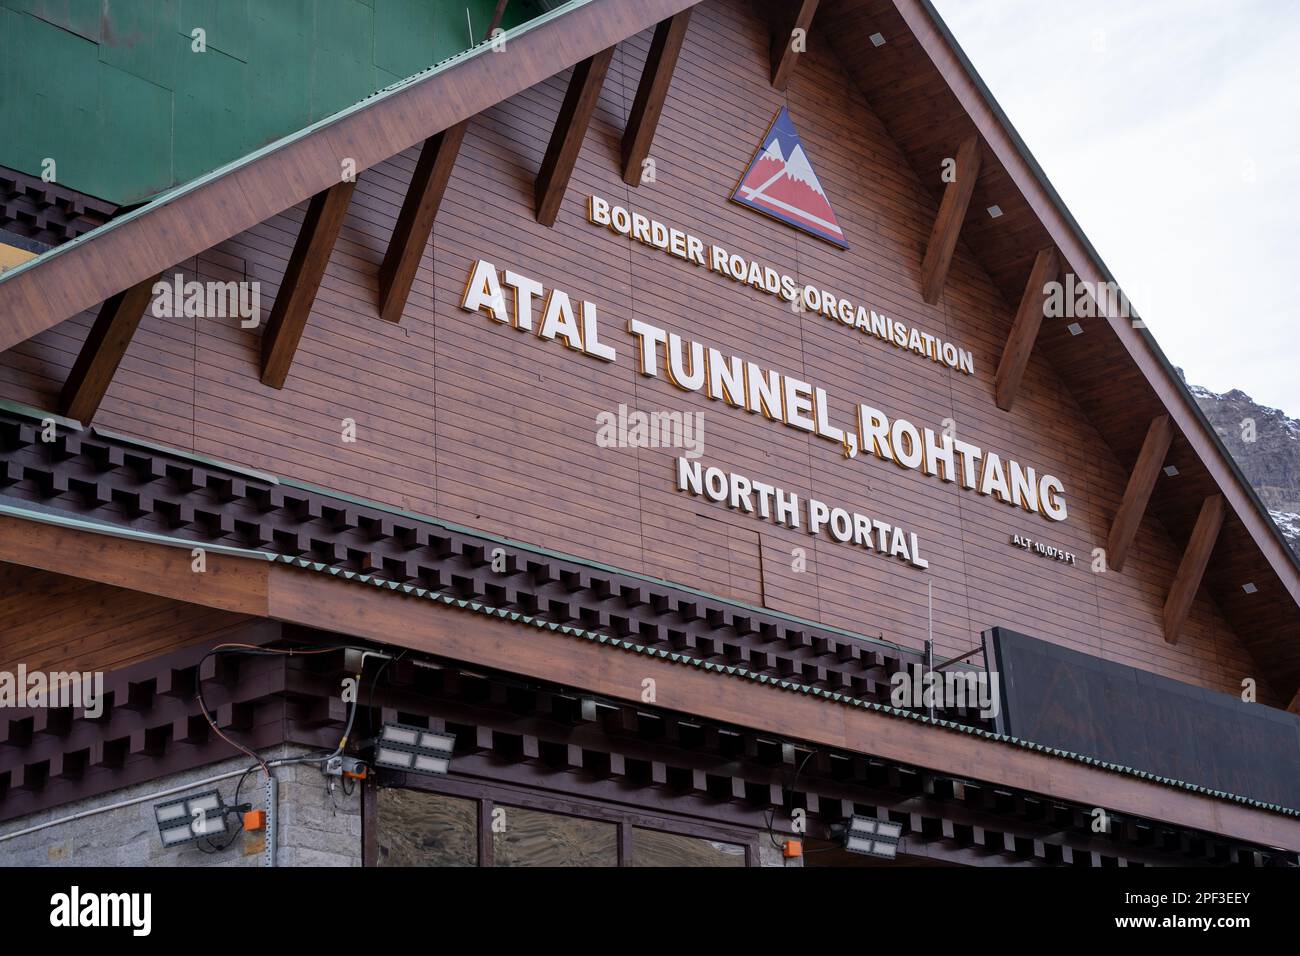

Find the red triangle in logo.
[{"left": 731, "top": 107, "right": 848, "bottom": 249}]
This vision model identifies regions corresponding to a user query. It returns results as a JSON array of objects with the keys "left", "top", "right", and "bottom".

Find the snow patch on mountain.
[
  {"left": 783, "top": 144, "right": 822, "bottom": 193},
  {"left": 1189, "top": 378, "right": 1300, "bottom": 557}
]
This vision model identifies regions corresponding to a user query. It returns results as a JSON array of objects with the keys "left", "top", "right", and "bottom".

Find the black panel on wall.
[{"left": 985, "top": 627, "right": 1300, "bottom": 810}]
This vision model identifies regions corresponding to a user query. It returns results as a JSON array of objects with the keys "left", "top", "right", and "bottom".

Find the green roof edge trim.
[
  {"left": 89, "top": 426, "right": 280, "bottom": 486},
  {"left": 0, "top": 501, "right": 276, "bottom": 563}
]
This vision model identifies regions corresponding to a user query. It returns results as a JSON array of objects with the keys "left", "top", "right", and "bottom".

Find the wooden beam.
[
  {"left": 993, "top": 246, "right": 1057, "bottom": 411},
  {"left": 1106, "top": 415, "right": 1175, "bottom": 572},
  {"left": 376, "top": 3, "right": 504, "bottom": 324},
  {"left": 1288, "top": 687, "right": 1300, "bottom": 716},
  {"left": 534, "top": 47, "right": 615, "bottom": 227},
  {"left": 1163, "top": 495, "right": 1225, "bottom": 644},
  {"left": 260, "top": 180, "right": 357, "bottom": 389},
  {"left": 769, "top": 0, "right": 820, "bottom": 91},
  {"left": 621, "top": 11, "right": 693, "bottom": 186},
  {"left": 59, "top": 275, "right": 161, "bottom": 424},
  {"left": 377, "top": 123, "right": 468, "bottom": 323},
  {"left": 919, "top": 133, "right": 981, "bottom": 304}
]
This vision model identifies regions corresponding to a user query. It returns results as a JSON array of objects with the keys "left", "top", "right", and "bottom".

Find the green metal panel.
[
  {"left": 246, "top": 2, "right": 314, "bottom": 150},
  {"left": 3, "top": 0, "right": 102, "bottom": 42},
  {"left": 180, "top": 0, "right": 251, "bottom": 62},
  {"left": 99, "top": 63, "right": 173, "bottom": 199},
  {"left": 5, "top": 10, "right": 100, "bottom": 193},
  {"left": 0, "top": 0, "right": 546, "bottom": 204},
  {"left": 375, "top": 0, "right": 439, "bottom": 77},
  {"left": 172, "top": 39, "right": 248, "bottom": 186},
  {"left": 98, "top": 0, "right": 182, "bottom": 90},
  {"left": 313, "top": 0, "right": 377, "bottom": 120}
]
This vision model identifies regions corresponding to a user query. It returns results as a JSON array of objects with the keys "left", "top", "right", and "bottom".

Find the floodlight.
[
  {"left": 373, "top": 722, "right": 455, "bottom": 776},
  {"left": 841, "top": 815, "right": 903, "bottom": 860},
  {"left": 154, "top": 789, "right": 230, "bottom": 847}
]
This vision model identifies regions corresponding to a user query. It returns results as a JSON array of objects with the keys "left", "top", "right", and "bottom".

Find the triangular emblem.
[{"left": 730, "top": 107, "right": 848, "bottom": 249}]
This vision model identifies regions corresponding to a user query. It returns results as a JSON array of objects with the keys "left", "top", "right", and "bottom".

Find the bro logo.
[{"left": 730, "top": 107, "right": 849, "bottom": 249}]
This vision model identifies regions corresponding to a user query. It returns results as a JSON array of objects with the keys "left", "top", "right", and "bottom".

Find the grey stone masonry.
[
  {"left": 757, "top": 833, "right": 804, "bottom": 867},
  {"left": 0, "top": 745, "right": 362, "bottom": 867}
]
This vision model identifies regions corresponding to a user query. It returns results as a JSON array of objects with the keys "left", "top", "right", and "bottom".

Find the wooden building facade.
[{"left": 0, "top": 0, "right": 1298, "bottom": 867}]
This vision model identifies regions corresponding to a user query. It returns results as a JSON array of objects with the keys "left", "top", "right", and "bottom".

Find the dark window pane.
[
  {"left": 376, "top": 788, "right": 477, "bottom": 866},
  {"left": 631, "top": 827, "right": 746, "bottom": 867},
  {"left": 492, "top": 806, "right": 617, "bottom": 867}
]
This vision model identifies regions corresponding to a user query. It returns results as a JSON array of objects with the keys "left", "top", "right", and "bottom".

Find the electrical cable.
[
  {"left": 365, "top": 648, "right": 407, "bottom": 736},
  {"left": 764, "top": 747, "right": 817, "bottom": 850},
  {"left": 185, "top": 640, "right": 378, "bottom": 855}
]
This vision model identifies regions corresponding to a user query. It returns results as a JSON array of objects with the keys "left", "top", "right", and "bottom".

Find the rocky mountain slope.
[{"left": 1186, "top": 377, "right": 1300, "bottom": 555}]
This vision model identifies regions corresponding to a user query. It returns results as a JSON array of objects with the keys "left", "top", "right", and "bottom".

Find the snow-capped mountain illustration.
[{"left": 731, "top": 107, "right": 847, "bottom": 248}]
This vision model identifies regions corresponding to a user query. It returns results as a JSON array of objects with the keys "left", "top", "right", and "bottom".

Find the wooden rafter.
[
  {"left": 377, "top": 123, "right": 468, "bottom": 324},
  {"left": 1163, "top": 494, "right": 1225, "bottom": 644},
  {"left": 376, "top": 1, "right": 507, "bottom": 324},
  {"left": 993, "top": 246, "right": 1057, "bottom": 411},
  {"left": 260, "top": 180, "right": 357, "bottom": 389},
  {"left": 59, "top": 274, "right": 161, "bottom": 424},
  {"left": 535, "top": 47, "right": 615, "bottom": 227},
  {"left": 1106, "top": 415, "right": 1175, "bottom": 573},
  {"left": 621, "top": 11, "right": 693, "bottom": 186},
  {"left": 769, "top": 0, "right": 820, "bottom": 91},
  {"left": 920, "top": 133, "right": 981, "bottom": 305}
]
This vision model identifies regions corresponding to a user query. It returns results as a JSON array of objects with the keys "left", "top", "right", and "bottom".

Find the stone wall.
[{"left": 0, "top": 745, "right": 361, "bottom": 867}]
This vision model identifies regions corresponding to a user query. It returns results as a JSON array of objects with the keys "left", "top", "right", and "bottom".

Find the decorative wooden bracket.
[
  {"left": 261, "top": 180, "right": 357, "bottom": 389},
  {"left": 621, "top": 11, "right": 693, "bottom": 186},
  {"left": 770, "top": 0, "right": 820, "bottom": 91},
  {"left": 1163, "top": 494, "right": 1225, "bottom": 644},
  {"left": 60, "top": 274, "right": 162, "bottom": 424},
  {"left": 378, "top": 123, "right": 468, "bottom": 324},
  {"left": 920, "top": 133, "right": 981, "bottom": 305},
  {"left": 535, "top": 48, "right": 615, "bottom": 227},
  {"left": 1106, "top": 415, "right": 1175, "bottom": 572},
  {"left": 993, "top": 246, "right": 1058, "bottom": 411}
]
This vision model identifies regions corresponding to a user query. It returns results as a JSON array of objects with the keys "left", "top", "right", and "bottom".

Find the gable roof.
[{"left": 0, "top": 0, "right": 1295, "bottom": 697}]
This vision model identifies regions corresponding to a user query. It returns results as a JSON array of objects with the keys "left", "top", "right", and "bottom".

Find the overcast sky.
[{"left": 931, "top": 0, "right": 1300, "bottom": 416}]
